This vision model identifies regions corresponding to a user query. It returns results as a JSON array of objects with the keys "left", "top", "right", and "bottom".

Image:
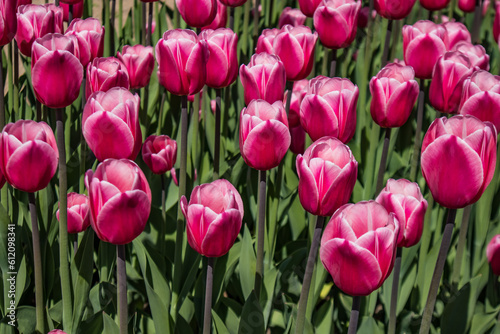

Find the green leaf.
[
  {"left": 212, "top": 310, "right": 230, "bottom": 334},
  {"left": 102, "top": 312, "right": 120, "bottom": 334},
  {"left": 238, "top": 292, "right": 265, "bottom": 334},
  {"left": 16, "top": 306, "right": 36, "bottom": 334},
  {"left": 239, "top": 225, "right": 256, "bottom": 300}
]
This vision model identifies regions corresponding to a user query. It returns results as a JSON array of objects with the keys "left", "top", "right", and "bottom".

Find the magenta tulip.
[
  {"left": 82, "top": 87, "right": 142, "bottom": 161},
  {"left": 239, "top": 100, "right": 291, "bottom": 171},
  {"left": 202, "top": 0, "right": 227, "bottom": 30},
  {"left": 47, "top": 331, "right": 67, "bottom": 334},
  {"left": 219, "top": 0, "right": 246, "bottom": 7},
  {"left": 256, "top": 28, "right": 278, "bottom": 54},
  {"left": 300, "top": 76, "right": 358, "bottom": 143},
  {"left": 0, "top": 0, "right": 17, "bottom": 46},
  {"left": 278, "top": 7, "right": 307, "bottom": 28},
  {"left": 421, "top": 115, "right": 497, "bottom": 209},
  {"left": 86, "top": 56, "right": 130, "bottom": 99},
  {"left": 239, "top": 52, "right": 286, "bottom": 105},
  {"left": 176, "top": 0, "right": 217, "bottom": 28},
  {"left": 374, "top": 0, "right": 417, "bottom": 20},
  {"left": 0, "top": 120, "right": 58, "bottom": 193},
  {"left": 419, "top": 0, "right": 451, "bottom": 10},
  {"left": 376, "top": 179, "right": 428, "bottom": 248},
  {"left": 86, "top": 159, "right": 151, "bottom": 245},
  {"left": 61, "top": 0, "right": 83, "bottom": 22},
  {"left": 320, "top": 201, "right": 399, "bottom": 296},
  {"left": 443, "top": 21, "right": 471, "bottom": 50},
  {"left": 297, "top": 0, "right": 323, "bottom": 17},
  {"left": 180, "top": 179, "right": 243, "bottom": 257},
  {"left": 65, "top": 18, "right": 105, "bottom": 66},
  {"left": 117, "top": 44, "right": 154, "bottom": 89},
  {"left": 459, "top": 0, "right": 476, "bottom": 12},
  {"left": 56, "top": 193, "right": 90, "bottom": 234},
  {"left": 370, "top": 63, "right": 419, "bottom": 128},
  {"left": 142, "top": 135, "right": 177, "bottom": 175},
  {"left": 453, "top": 41, "right": 489, "bottom": 70},
  {"left": 487, "top": 235, "right": 500, "bottom": 276}
]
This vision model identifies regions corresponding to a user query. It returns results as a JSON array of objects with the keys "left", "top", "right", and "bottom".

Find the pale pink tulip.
[{"left": 57, "top": 193, "right": 90, "bottom": 234}]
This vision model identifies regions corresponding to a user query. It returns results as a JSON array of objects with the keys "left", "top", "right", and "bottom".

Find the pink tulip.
[
  {"left": 86, "top": 159, "right": 151, "bottom": 245},
  {"left": 278, "top": 7, "right": 307, "bottom": 28},
  {"left": 31, "top": 33, "right": 83, "bottom": 108},
  {"left": 0, "top": 0, "right": 17, "bottom": 46},
  {"left": 443, "top": 21, "right": 471, "bottom": 50},
  {"left": 85, "top": 56, "right": 130, "bottom": 99},
  {"left": 60, "top": 0, "right": 83, "bottom": 5},
  {"left": 297, "top": 136, "right": 358, "bottom": 216},
  {"left": 300, "top": 76, "right": 358, "bottom": 143},
  {"left": 357, "top": 7, "right": 376, "bottom": 28},
  {"left": 65, "top": 18, "right": 105, "bottom": 66},
  {"left": 370, "top": 63, "right": 419, "bottom": 128},
  {"left": 320, "top": 201, "right": 399, "bottom": 296},
  {"left": 374, "top": 0, "right": 417, "bottom": 20},
  {"left": 117, "top": 44, "right": 154, "bottom": 89},
  {"left": 156, "top": 29, "right": 209, "bottom": 96},
  {"left": 142, "top": 135, "right": 177, "bottom": 175},
  {"left": 376, "top": 179, "right": 428, "bottom": 248},
  {"left": 402, "top": 20, "right": 447, "bottom": 79},
  {"left": 459, "top": 71, "right": 500, "bottom": 131},
  {"left": 487, "top": 235, "right": 500, "bottom": 275},
  {"left": 459, "top": 0, "right": 476, "bottom": 12},
  {"left": 429, "top": 51, "right": 474, "bottom": 114},
  {"left": 176, "top": 0, "right": 217, "bottom": 28},
  {"left": 47, "top": 331, "right": 67, "bottom": 334},
  {"left": 239, "top": 53, "right": 286, "bottom": 105},
  {"left": 82, "top": 87, "right": 142, "bottom": 161},
  {"left": 313, "top": 0, "right": 361, "bottom": 50},
  {"left": 297, "top": 0, "right": 323, "bottom": 17},
  {"left": 453, "top": 41, "right": 489, "bottom": 70},
  {"left": 289, "top": 79, "right": 309, "bottom": 128},
  {"left": 180, "top": 179, "right": 243, "bottom": 257},
  {"left": 239, "top": 100, "right": 291, "bottom": 171},
  {"left": 61, "top": 0, "right": 84, "bottom": 22},
  {"left": 202, "top": 0, "right": 227, "bottom": 30},
  {"left": 419, "top": 0, "right": 451, "bottom": 10},
  {"left": 56, "top": 193, "right": 90, "bottom": 234},
  {"left": 199, "top": 28, "right": 238, "bottom": 89},
  {"left": 219, "top": 0, "right": 246, "bottom": 7},
  {"left": 256, "top": 28, "right": 278, "bottom": 54},
  {"left": 0, "top": 120, "right": 58, "bottom": 193},
  {"left": 290, "top": 125, "right": 306, "bottom": 155},
  {"left": 421, "top": 115, "right": 497, "bottom": 209}
]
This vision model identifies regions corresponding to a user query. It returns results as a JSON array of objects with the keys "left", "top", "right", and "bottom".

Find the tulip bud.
[
  {"left": 142, "top": 135, "right": 177, "bottom": 175},
  {"left": 176, "top": 0, "right": 217, "bottom": 28},
  {"left": 419, "top": 0, "right": 451, "bottom": 10},
  {"left": 374, "top": 0, "right": 417, "bottom": 20},
  {"left": 0, "top": 0, "right": 17, "bottom": 46},
  {"left": 487, "top": 235, "right": 500, "bottom": 276},
  {"left": 459, "top": 0, "right": 476, "bottom": 12},
  {"left": 117, "top": 44, "right": 154, "bottom": 89},
  {"left": 453, "top": 41, "right": 490, "bottom": 70},
  {"left": 297, "top": 0, "right": 323, "bottom": 17},
  {"left": 57, "top": 193, "right": 90, "bottom": 234},
  {"left": 47, "top": 331, "right": 67, "bottom": 334},
  {"left": 278, "top": 7, "right": 307, "bottom": 28},
  {"left": 86, "top": 56, "right": 130, "bottom": 99},
  {"left": 202, "top": 0, "right": 227, "bottom": 30},
  {"left": 443, "top": 21, "right": 471, "bottom": 50},
  {"left": 65, "top": 18, "right": 105, "bottom": 66}
]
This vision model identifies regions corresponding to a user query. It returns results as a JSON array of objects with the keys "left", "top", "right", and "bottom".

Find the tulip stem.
[
  {"left": 117, "top": 244, "right": 127, "bottom": 334},
  {"left": 203, "top": 257, "right": 214, "bottom": 334},
  {"left": 451, "top": 205, "right": 472, "bottom": 286},
  {"left": 160, "top": 174, "right": 166, "bottom": 253},
  {"left": 295, "top": 215, "right": 326, "bottom": 334},
  {"left": 147, "top": 2, "right": 153, "bottom": 46},
  {"left": 348, "top": 296, "right": 361, "bottom": 334},
  {"left": 36, "top": 101, "right": 42, "bottom": 122},
  {"left": 0, "top": 47, "right": 4, "bottom": 130},
  {"left": 29, "top": 193, "right": 45, "bottom": 334},
  {"left": 69, "top": 5, "right": 73, "bottom": 24},
  {"left": 330, "top": 49, "right": 337, "bottom": 77},
  {"left": 110, "top": 0, "right": 116, "bottom": 52},
  {"left": 142, "top": 2, "right": 146, "bottom": 45},
  {"left": 382, "top": 20, "right": 393, "bottom": 66},
  {"left": 375, "top": 127, "right": 392, "bottom": 195},
  {"left": 420, "top": 208, "right": 457, "bottom": 334},
  {"left": 285, "top": 81, "right": 293, "bottom": 116},
  {"left": 214, "top": 89, "right": 222, "bottom": 180},
  {"left": 471, "top": 0, "right": 482, "bottom": 44},
  {"left": 388, "top": 247, "right": 402, "bottom": 334},
  {"left": 13, "top": 43, "right": 19, "bottom": 116},
  {"left": 410, "top": 79, "right": 425, "bottom": 182},
  {"left": 229, "top": 7, "right": 235, "bottom": 31},
  {"left": 253, "top": 0, "right": 260, "bottom": 44},
  {"left": 254, "top": 169, "right": 267, "bottom": 298}
]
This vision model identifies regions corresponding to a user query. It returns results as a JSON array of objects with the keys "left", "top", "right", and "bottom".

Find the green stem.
[
  {"left": 173, "top": 0, "right": 180, "bottom": 29},
  {"left": 157, "top": 90, "right": 166, "bottom": 134},
  {"left": 382, "top": 20, "right": 393, "bottom": 66},
  {"left": 451, "top": 205, "right": 472, "bottom": 286},
  {"left": 118, "top": 0, "right": 123, "bottom": 40},
  {"left": 471, "top": 0, "right": 482, "bottom": 44},
  {"left": 348, "top": 296, "right": 361, "bottom": 334},
  {"left": 388, "top": 247, "right": 402, "bottom": 334},
  {"left": 147, "top": 2, "right": 153, "bottom": 46},
  {"left": 160, "top": 174, "right": 166, "bottom": 254},
  {"left": 253, "top": 0, "right": 260, "bottom": 44},
  {"left": 214, "top": 89, "right": 222, "bottom": 180},
  {"left": 410, "top": 79, "right": 425, "bottom": 182},
  {"left": 0, "top": 46, "right": 5, "bottom": 129},
  {"left": 330, "top": 49, "right": 337, "bottom": 77},
  {"left": 142, "top": 2, "right": 146, "bottom": 45},
  {"left": 203, "top": 257, "right": 214, "bottom": 334},
  {"left": 117, "top": 244, "right": 127, "bottom": 334},
  {"left": 110, "top": 0, "right": 116, "bottom": 52},
  {"left": 254, "top": 169, "right": 267, "bottom": 297},
  {"left": 229, "top": 7, "right": 234, "bottom": 30},
  {"left": 363, "top": 121, "right": 380, "bottom": 199},
  {"left": 13, "top": 43, "right": 19, "bottom": 117},
  {"left": 321, "top": 47, "right": 329, "bottom": 76},
  {"left": 29, "top": 193, "right": 44, "bottom": 334},
  {"left": 375, "top": 127, "right": 392, "bottom": 195}
]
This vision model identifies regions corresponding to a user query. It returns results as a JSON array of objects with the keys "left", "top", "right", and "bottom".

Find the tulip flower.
[
  {"left": 117, "top": 44, "right": 154, "bottom": 89},
  {"left": 487, "top": 234, "right": 500, "bottom": 276},
  {"left": 239, "top": 53, "right": 286, "bottom": 105},
  {"left": 256, "top": 28, "right": 278, "bottom": 54},
  {"left": 278, "top": 7, "right": 307, "bottom": 28},
  {"left": 176, "top": 0, "right": 217, "bottom": 28},
  {"left": 374, "top": 0, "right": 417, "bottom": 20},
  {"left": 85, "top": 56, "right": 130, "bottom": 99},
  {"left": 56, "top": 193, "right": 90, "bottom": 234},
  {"left": 219, "top": 0, "right": 246, "bottom": 6},
  {"left": 459, "top": 0, "right": 476, "bottom": 12},
  {"left": 47, "top": 331, "right": 67, "bottom": 334},
  {"left": 429, "top": 51, "right": 474, "bottom": 114},
  {"left": 443, "top": 21, "right": 471, "bottom": 50},
  {"left": 297, "top": 0, "right": 323, "bottom": 17},
  {"left": 289, "top": 79, "right": 308, "bottom": 128},
  {"left": 202, "top": 0, "right": 227, "bottom": 30},
  {"left": 370, "top": 63, "right": 419, "bottom": 128},
  {"left": 376, "top": 179, "right": 428, "bottom": 247},
  {"left": 320, "top": 201, "right": 399, "bottom": 296},
  {"left": 31, "top": 33, "right": 83, "bottom": 108},
  {"left": 402, "top": 20, "right": 447, "bottom": 79},
  {"left": 0, "top": 0, "right": 17, "bottom": 46},
  {"left": 0, "top": 120, "right": 58, "bottom": 193},
  {"left": 65, "top": 18, "right": 105, "bottom": 66},
  {"left": 453, "top": 41, "right": 489, "bottom": 70},
  {"left": 419, "top": 0, "right": 451, "bottom": 10},
  {"left": 180, "top": 179, "right": 244, "bottom": 257},
  {"left": 421, "top": 115, "right": 497, "bottom": 209},
  {"left": 300, "top": 76, "right": 358, "bottom": 143},
  {"left": 156, "top": 29, "right": 209, "bottom": 96},
  {"left": 313, "top": 0, "right": 361, "bottom": 50},
  {"left": 239, "top": 100, "right": 291, "bottom": 171},
  {"left": 86, "top": 159, "right": 151, "bottom": 245},
  {"left": 142, "top": 135, "right": 177, "bottom": 175},
  {"left": 82, "top": 87, "right": 142, "bottom": 161},
  {"left": 61, "top": 0, "right": 84, "bottom": 22}
]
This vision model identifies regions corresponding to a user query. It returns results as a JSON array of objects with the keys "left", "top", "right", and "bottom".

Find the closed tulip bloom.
[
  {"left": 255, "top": 28, "right": 279, "bottom": 54},
  {"left": 48, "top": 331, "right": 67, "bottom": 334},
  {"left": 374, "top": 0, "right": 417, "bottom": 20},
  {"left": 239, "top": 52, "right": 286, "bottom": 105},
  {"left": 61, "top": 0, "right": 84, "bottom": 23},
  {"left": 117, "top": 44, "right": 154, "bottom": 89},
  {"left": 31, "top": 33, "right": 83, "bottom": 108},
  {"left": 0, "top": 0, "right": 17, "bottom": 46},
  {"left": 142, "top": 135, "right": 177, "bottom": 175},
  {"left": 219, "top": 0, "right": 246, "bottom": 6},
  {"left": 459, "top": 0, "right": 475, "bottom": 12},
  {"left": 86, "top": 159, "right": 152, "bottom": 245},
  {"left": 298, "top": 0, "right": 323, "bottom": 17},
  {"left": 453, "top": 42, "right": 489, "bottom": 70},
  {"left": 419, "top": 0, "right": 451, "bottom": 10},
  {"left": 370, "top": 63, "right": 419, "bottom": 128},
  {"left": 239, "top": 100, "right": 291, "bottom": 171},
  {"left": 443, "top": 21, "right": 471, "bottom": 50},
  {"left": 429, "top": 51, "right": 474, "bottom": 114},
  {"left": 57, "top": 193, "right": 90, "bottom": 234},
  {"left": 0, "top": 120, "right": 58, "bottom": 192},
  {"left": 487, "top": 235, "right": 500, "bottom": 276},
  {"left": 156, "top": 29, "right": 209, "bottom": 96},
  {"left": 181, "top": 179, "right": 244, "bottom": 257},
  {"left": 314, "top": 0, "right": 361, "bottom": 50},
  {"left": 421, "top": 115, "right": 497, "bottom": 209},
  {"left": 297, "top": 136, "right": 358, "bottom": 216},
  {"left": 176, "top": 0, "right": 217, "bottom": 28},
  {"left": 320, "top": 201, "right": 399, "bottom": 296},
  {"left": 83, "top": 87, "right": 142, "bottom": 161},
  {"left": 86, "top": 56, "right": 130, "bottom": 99},
  {"left": 376, "top": 179, "right": 428, "bottom": 248},
  {"left": 278, "top": 7, "right": 307, "bottom": 28},
  {"left": 300, "top": 76, "right": 358, "bottom": 143},
  {"left": 402, "top": 20, "right": 447, "bottom": 79},
  {"left": 202, "top": 0, "right": 227, "bottom": 30},
  {"left": 65, "top": 18, "right": 105, "bottom": 66}
]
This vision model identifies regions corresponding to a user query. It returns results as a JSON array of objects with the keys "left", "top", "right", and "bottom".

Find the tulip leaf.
[
  {"left": 238, "top": 291, "right": 265, "bottom": 334},
  {"left": 313, "top": 299, "right": 334, "bottom": 333},
  {"left": 357, "top": 316, "right": 384, "bottom": 334},
  {"left": 470, "top": 304, "right": 500, "bottom": 334},
  {"left": 212, "top": 310, "right": 230, "bottom": 334},
  {"left": 102, "top": 312, "right": 120, "bottom": 334},
  {"left": 239, "top": 224, "right": 256, "bottom": 300}
]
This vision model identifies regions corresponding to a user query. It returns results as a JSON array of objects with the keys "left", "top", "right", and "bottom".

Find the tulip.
[
  {"left": 156, "top": 29, "right": 209, "bottom": 96},
  {"left": 47, "top": 331, "right": 67, "bottom": 334},
  {"left": 56, "top": 193, "right": 90, "bottom": 234},
  {"left": 290, "top": 125, "right": 307, "bottom": 155},
  {"left": 239, "top": 52, "right": 286, "bottom": 105},
  {"left": 219, "top": 0, "right": 246, "bottom": 6},
  {"left": 443, "top": 21, "right": 471, "bottom": 50},
  {"left": 142, "top": 135, "right": 177, "bottom": 175},
  {"left": 429, "top": 51, "right": 474, "bottom": 114},
  {"left": 370, "top": 63, "right": 419, "bottom": 128},
  {"left": 297, "top": 0, "right": 323, "bottom": 17},
  {"left": 459, "top": 0, "right": 476, "bottom": 12},
  {"left": 419, "top": 0, "right": 451, "bottom": 10},
  {"left": 86, "top": 159, "right": 152, "bottom": 245},
  {"left": 0, "top": 120, "right": 58, "bottom": 193},
  {"left": 300, "top": 76, "right": 358, "bottom": 143},
  {"left": 65, "top": 18, "right": 105, "bottom": 66},
  {"left": 0, "top": 0, "right": 17, "bottom": 46},
  {"left": 487, "top": 234, "right": 500, "bottom": 276},
  {"left": 374, "top": 0, "right": 417, "bottom": 20},
  {"left": 180, "top": 179, "right": 244, "bottom": 257},
  {"left": 86, "top": 56, "right": 130, "bottom": 99},
  {"left": 402, "top": 20, "right": 447, "bottom": 79},
  {"left": 31, "top": 33, "right": 83, "bottom": 108},
  {"left": 61, "top": 0, "right": 84, "bottom": 23},
  {"left": 176, "top": 0, "right": 217, "bottom": 28},
  {"left": 320, "top": 201, "right": 399, "bottom": 296},
  {"left": 199, "top": 28, "right": 238, "bottom": 89},
  {"left": 421, "top": 115, "right": 497, "bottom": 209},
  {"left": 289, "top": 79, "right": 308, "bottom": 128},
  {"left": 453, "top": 41, "right": 489, "bottom": 70},
  {"left": 60, "top": 0, "right": 83, "bottom": 5},
  {"left": 116, "top": 44, "right": 154, "bottom": 89},
  {"left": 202, "top": 0, "right": 227, "bottom": 31},
  {"left": 313, "top": 0, "right": 361, "bottom": 50},
  {"left": 278, "top": 7, "right": 307, "bottom": 28},
  {"left": 255, "top": 28, "right": 278, "bottom": 54},
  {"left": 239, "top": 100, "right": 290, "bottom": 171}
]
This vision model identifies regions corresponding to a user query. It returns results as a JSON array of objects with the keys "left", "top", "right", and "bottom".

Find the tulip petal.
[
  {"left": 200, "top": 209, "right": 242, "bottom": 257},
  {"left": 300, "top": 95, "right": 339, "bottom": 141},
  {"left": 296, "top": 155, "right": 320, "bottom": 214}
]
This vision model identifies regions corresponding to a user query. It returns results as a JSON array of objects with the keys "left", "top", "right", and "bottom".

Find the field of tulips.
[{"left": 2, "top": 0, "right": 500, "bottom": 333}]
